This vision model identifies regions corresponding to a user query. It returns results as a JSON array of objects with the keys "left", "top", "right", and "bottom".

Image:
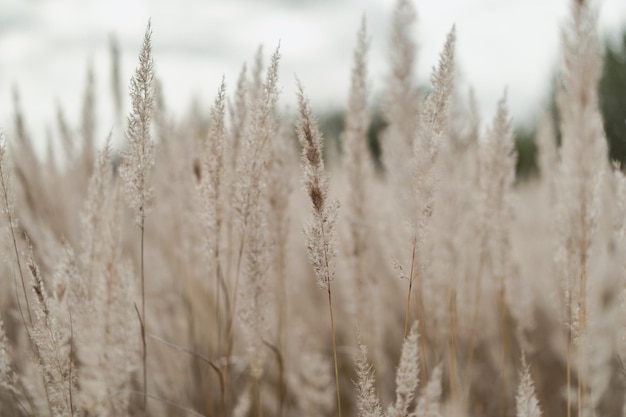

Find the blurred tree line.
[
  {"left": 317, "top": 28, "right": 626, "bottom": 181},
  {"left": 516, "top": 29, "right": 626, "bottom": 179}
]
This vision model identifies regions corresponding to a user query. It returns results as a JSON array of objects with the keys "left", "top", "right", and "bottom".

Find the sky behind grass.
[{"left": 1, "top": 0, "right": 625, "bottom": 148}]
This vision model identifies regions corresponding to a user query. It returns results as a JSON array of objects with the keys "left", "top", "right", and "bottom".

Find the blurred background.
[{"left": 1, "top": 0, "right": 625, "bottom": 175}]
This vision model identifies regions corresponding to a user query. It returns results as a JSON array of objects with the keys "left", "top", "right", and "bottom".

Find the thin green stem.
[{"left": 7, "top": 213, "right": 31, "bottom": 326}]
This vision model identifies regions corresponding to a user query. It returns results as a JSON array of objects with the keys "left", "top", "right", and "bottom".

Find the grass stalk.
[
  {"left": 577, "top": 208, "right": 588, "bottom": 417},
  {"left": 69, "top": 309, "right": 74, "bottom": 417},
  {"left": 140, "top": 219, "right": 147, "bottom": 415},
  {"left": 567, "top": 324, "right": 572, "bottom": 417},
  {"left": 151, "top": 335, "right": 226, "bottom": 414},
  {"left": 0, "top": 141, "right": 31, "bottom": 326},
  {"left": 296, "top": 82, "right": 342, "bottom": 417},
  {"left": 263, "top": 340, "right": 285, "bottom": 417},
  {"left": 498, "top": 279, "right": 509, "bottom": 415},
  {"left": 223, "top": 238, "right": 245, "bottom": 402},
  {"left": 327, "top": 282, "right": 342, "bottom": 417},
  {"left": 465, "top": 250, "right": 486, "bottom": 401},
  {"left": 448, "top": 287, "right": 458, "bottom": 403},
  {"left": 254, "top": 377, "right": 263, "bottom": 417},
  {"left": 403, "top": 241, "right": 416, "bottom": 339}
]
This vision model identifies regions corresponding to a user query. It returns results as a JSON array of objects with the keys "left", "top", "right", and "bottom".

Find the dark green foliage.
[
  {"left": 318, "top": 109, "right": 344, "bottom": 157},
  {"left": 317, "top": 26, "right": 626, "bottom": 182},
  {"left": 512, "top": 28, "right": 626, "bottom": 180},
  {"left": 367, "top": 112, "right": 386, "bottom": 170},
  {"left": 600, "top": 31, "right": 626, "bottom": 165},
  {"left": 514, "top": 127, "right": 539, "bottom": 180},
  {"left": 317, "top": 108, "right": 386, "bottom": 170}
]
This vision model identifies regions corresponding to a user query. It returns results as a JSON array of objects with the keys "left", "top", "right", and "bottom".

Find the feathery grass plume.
[
  {"left": 12, "top": 86, "right": 32, "bottom": 149},
  {"left": 198, "top": 78, "right": 229, "bottom": 366},
  {"left": 204, "top": 79, "right": 227, "bottom": 186},
  {"left": 402, "top": 27, "right": 456, "bottom": 386},
  {"left": 239, "top": 197, "right": 271, "bottom": 411},
  {"left": 198, "top": 78, "right": 227, "bottom": 354},
  {"left": 27, "top": 248, "right": 74, "bottom": 416},
  {"left": 458, "top": 88, "right": 482, "bottom": 192},
  {"left": 388, "top": 321, "right": 420, "bottom": 417},
  {"left": 479, "top": 93, "right": 516, "bottom": 299},
  {"left": 231, "top": 45, "right": 280, "bottom": 281},
  {"left": 56, "top": 104, "right": 75, "bottom": 164},
  {"left": 354, "top": 337, "right": 384, "bottom": 417},
  {"left": 472, "top": 93, "right": 517, "bottom": 412},
  {"left": 119, "top": 20, "right": 155, "bottom": 413},
  {"left": 342, "top": 15, "right": 376, "bottom": 320},
  {"left": 428, "top": 91, "right": 481, "bottom": 403},
  {"left": 431, "top": 86, "right": 480, "bottom": 323},
  {"left": 382, "top": 0, "right": 420, "bottom": 186},
  {"left": 296, "top": 83, "right": 339, "bottom": 291},
  {"left": 81, "top": 139, "right": 113, "bottom": 286},
  {"left": 585, "top": 264, "right": 622, "bottom": 415},
  {"left": 415, "top": 364, "right": 443, "bottom": 417},
  {"left": 266, "top": 114, "right": 296, "bottom": 412},
  {"left": 0, "top": 132, "right": 32, "bottom": 326},
  {"left": 81, "top": 144, "right": 114, "bottom": 255},
  {"left": 0, "top": 316, "right": 17, "bottom": 395},
  {"left": 52, "top": 244, "right": 100, "bottom": 415},
  {"left": 236, "top": 57, "right": 273, "bottom": 387},
  {"left": 342, "top": 15, "right": 390, "bottom": 388},
  {"left": 516, "top": 356, "right": 542, "bottom": 417},
  {"left": 0, "top": 315, "right": 34, "bottom": 416},
  {"left": 120, "top": 20, "right": 156, "bottom": 226},
  {"left": 223, "top": 63, "right": 248, "bottom": 295},
  {"left": 583, "top": 164, "right": 626, "bottom": 416},
  {"left": 228, "top": 63, "right": 248, "bottom": 168},
  {"left": 555, "top": 1, "right": 607, "bottom": 415},
  {"left": 415, "top": 25, "right": 456, "bottom": 162},
  {"left": 227, "top": 46, "right": 280, "bottom": 413},
  {"left": 110, "top": 34, "right": 124, "bottom": 128},
  {"left": 73, "top": 142, "right": 138, "bottom": 414},
  {"left": 81, "top": 62, "right": 96, "bottom": 177},
  {"left": 344, "top": 15, "right": 372, "bottom": 189},
  {"left": 229, "top": 48, "right": 279, "bottom": 287},
  {"left": 85, "top": 172, "right": 141, "bottom": 416},
  {"left": 411, "top": 26, "right": 456, "bottom": 209},
  {"left": 296, "top": 81, "right": 342, "bottom": 417},
  {"left": 0, "top": 315, "right": 11, "bottom": 376},
  {"left": 410, "top": 23, "right": 456, "bottom": 226},
  {"left": 289, "top": 349, "right": 336, "bottom": 417},
  {"left": 249, "top": 46, "right": 266, "bottom": 108}
]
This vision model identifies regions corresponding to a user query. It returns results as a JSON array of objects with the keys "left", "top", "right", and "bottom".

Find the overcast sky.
[{"left": 1, "top": 0, "right": 625, "bottom": 146}]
